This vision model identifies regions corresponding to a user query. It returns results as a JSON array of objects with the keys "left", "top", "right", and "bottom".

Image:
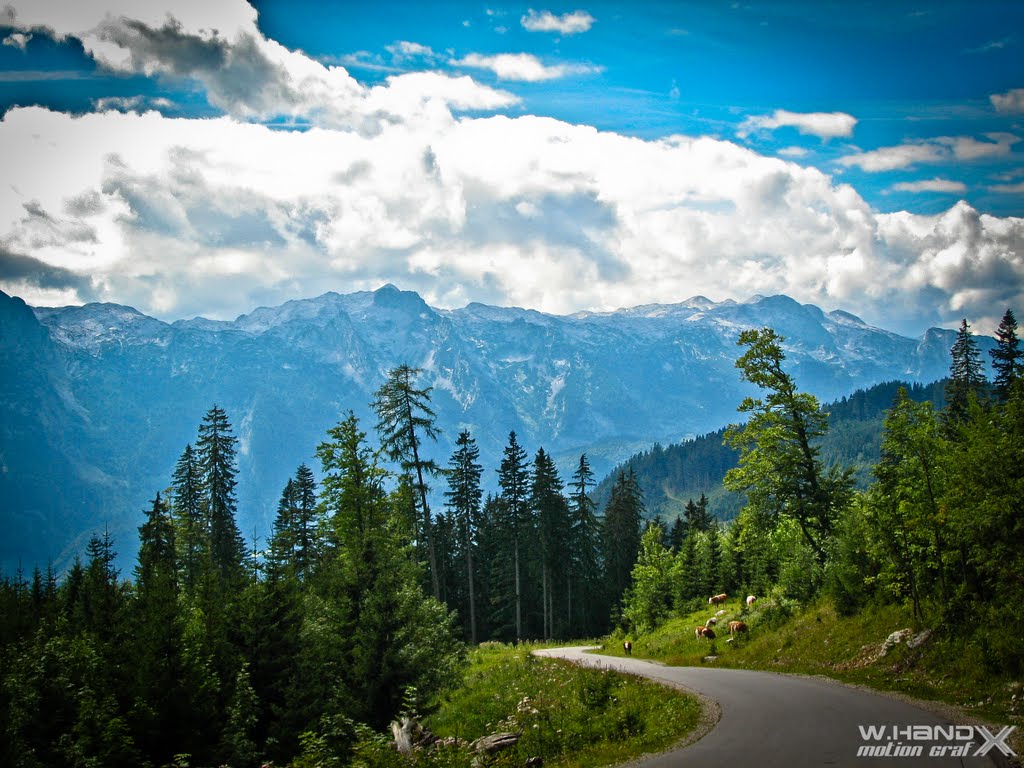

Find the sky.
[{"left": 0, "top": 1, "right": 1022, "bottom": 336}]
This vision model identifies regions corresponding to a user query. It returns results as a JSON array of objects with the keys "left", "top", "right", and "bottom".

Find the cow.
[
  {"left": 746, "top": 595, "right": 757, "bottom": 607},
  {"left": 624, "top": 640, "right": 632, "bottom": 655},
  {"left": 696, "top": 625, "right": 716, "bottom": 641},
  {"left": 708, "top": 593, "right": 728, "bottom": 606},
  {"left": 706, "top": 617, "right": 717, "bottom": 626},
  {"left": 729, "top": 620, "right": 748, "bottom": 636}
]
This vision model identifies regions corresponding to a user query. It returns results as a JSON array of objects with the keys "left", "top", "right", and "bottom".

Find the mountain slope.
[
  {"left": 591, "top": 379, "right": 951, "bottom": 523},
  {"left": 0, "top": 285, "right": 992, "bottom": 572}
]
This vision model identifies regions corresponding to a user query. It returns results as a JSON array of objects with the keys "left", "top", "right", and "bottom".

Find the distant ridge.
[{"left": 0, "top": 285, "right": 992, "bottom": 572}]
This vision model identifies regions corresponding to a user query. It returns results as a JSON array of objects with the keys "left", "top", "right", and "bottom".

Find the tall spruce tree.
[
  {"left": 290, "top": 464, "right": 319, "bottom": 580},
  {"left": 530, "top": 448, "right": 570, "bottom": 640},
  {"left": 568, "top": 454, "right": 602, "bottom": 637},
  {"left": 195, "top": 405, "right": 245, "bottom": 589},
  {"left": 724, "top": 328, "right": 853, "bottom": 563},
  {"left": 945, "top": 318, "right": 987, "bottom": 426},
  {"left": 131, "top": 493, "right": 192, "bottom": 763},
  {"left": 601, "top": 469, "right": 644, "bottom": 622},
  {"left": 372, "top": 365, "right": 442, "bottom": 599},
  {"left": 991, "top": 309, "right": 1023, "bottom": 403},
  {"left": 171, "top": 443, "right": 205, "bottom": 593},
  {"left": 444, "top": 430, "right": 483, "bottom": 643},
  {"left": 315, "top": 410, "right": 462, "bottom": 728},
  {"left": 497, "top": 431, "right": 531, "bottom": 641}
]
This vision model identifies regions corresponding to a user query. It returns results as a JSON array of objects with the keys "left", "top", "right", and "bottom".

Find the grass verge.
[
  {"left": 595, "top": 597, "right": 1024, "bottom": 759},
  {"left": 425, "top": 641, "right": 702, "bottom": 768}
]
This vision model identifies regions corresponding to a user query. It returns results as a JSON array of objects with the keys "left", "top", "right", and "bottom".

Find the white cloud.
[
  {"left": 3, "top": 104, "right": 1021, "bottom": 338},
  {"left": 838, "top": 134, "right": 1019, "bottom": 172},
  {"left": 777, "top": 146, "right": 808, "bottom": 158},
  {"left": 450, "top": 52, "right": 600, "bottom": 82},
  {"left": 386, "top": 40, "right": 438, "bottom": 62},
  {"left": 521, "top": 9, "right": 595, "bottom": 35},
  {"left": 2, "top": 32, "right": 32, "bottom": 50},
  {"left": 990, "top": 182, "right": 1024, "bottom": 194},
  {"left": 891, "top": 179, "right": 967, "bottom": 193},
  {"left": 0, "top": 2, "right": 1020, "bottom": 339},
  {"left": 739, "top": 109, "right": 857, "bottom": 140},
  {"left": 1, "top": 0, "right": 514, "bottom": 132},
  {"left": 837, "top": 143, "right": 944, "bottom": 172},
  {"left": 991, "top": 87, "right": 1024, "bottom": 114}
]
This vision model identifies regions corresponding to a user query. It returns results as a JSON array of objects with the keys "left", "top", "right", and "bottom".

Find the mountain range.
[{"left": 0, "top": 284, "right": 992, "bottom": 573}]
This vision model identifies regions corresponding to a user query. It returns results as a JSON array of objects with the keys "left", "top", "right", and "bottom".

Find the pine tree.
[
  {"left": 317, "top": 411, "right": 391, "bottom": 551},
  {"left": 290, "top": 463, "right": 319, "bottom": 580},
  {"left": 171, "top": 443, "right": 206, "bottom": 593},
  {"left": 314, "top": 410, "right": 462, "bottom": 728},
  {"left": 945, "top": 318, "right": 987, "bottom": 426},
  {"left": 531, "top": 448, "right": 570, "bottom": 640},
  {"left": 668, "top": 516, "right": 686, "bottom": 553},
  {"left": 267, "top": 478, "right": 298, "bottom": 578},
  {"left": 372, "top": 365, "right": 442, "bottom": 599},
  {"left": 195, "top": 405, "right": 245, "bottom": 589},
  {"left": 724, "top": 328, "right": 853, "bottom": 563},
  {"left": 990, "top": 309, "right": 1023, "bottom": 403},
  {"left": 444, "top": 430, "right": 483, "bottom": 643},
  {"left": 568, "top": 454, "right": 603, "bottom": 637},
  {"left": 132, "top": 493, "right": 193, "bottom": 763},
  {"left": 497, "top": 431, "right": 531, "bottom": 641},
  {"left": 601, "top": 469, "right": 644, "bottom": 621}
]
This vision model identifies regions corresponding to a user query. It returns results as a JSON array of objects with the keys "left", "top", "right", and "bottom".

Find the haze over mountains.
[{"left": 0, "top": 284, "right": 991, "bottom": 573}]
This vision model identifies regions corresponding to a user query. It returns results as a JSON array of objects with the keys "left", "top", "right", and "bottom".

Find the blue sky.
[{"left": 0, "top": 1, "right": 1021, "bottom": 335}]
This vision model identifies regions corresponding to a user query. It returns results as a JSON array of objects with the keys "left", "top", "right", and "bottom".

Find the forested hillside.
[
  {"left": 619, "top": 313, "right": 1024, "bottom": 687},
  {"left": 1, "top": 311, "right": 1019, "bottom": 768},
  {"left": 593, "top": 379, "right": 949, "bottom": 523}
]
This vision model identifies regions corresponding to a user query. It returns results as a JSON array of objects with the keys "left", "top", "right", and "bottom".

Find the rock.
[
  {"left": 471, "top": 732, "right": 522, "bottom": 755},
  {"left": 907, "top": 629, "right": 932, "bottom": 650},
  {"left": 703, "top": 655, "right": 718, "bottom": 662},
  {"left": 880, "top": 628, "right": 913, "bottom": 656}
]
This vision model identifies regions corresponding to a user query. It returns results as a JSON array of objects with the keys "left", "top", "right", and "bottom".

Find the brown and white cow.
[
  {"left": 728, "top": 620, "right": 748, "bottom": 636},
  {"left": 708, "top": 593, "right": 728, "bottom": 606},
  {"left": 695, "top": 625, "right": 716, "bottom": 641}
]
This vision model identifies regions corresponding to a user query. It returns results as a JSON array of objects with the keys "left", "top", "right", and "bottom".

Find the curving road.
[{"left": 534, "top": 647, "right": 1008, "bottom": 767}]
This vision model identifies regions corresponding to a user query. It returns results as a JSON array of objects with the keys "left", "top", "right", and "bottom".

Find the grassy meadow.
[{"left": 423, "top": 642, "right": 703, "bottom": 768}]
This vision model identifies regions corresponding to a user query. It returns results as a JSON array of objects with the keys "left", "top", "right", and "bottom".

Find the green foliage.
[
  {"left": 427, "top": 645, "right": 701, "bottom": 768},
  {"left": 990, "top": 308, "right": 1023, "bottom": 401},
  {"left": 372, "top": 364, "right": 442, "bottom": 599},
  {"left": 724, "top": 328, "right": 854, "bottom": 563},
  {"left": 602, "top": 469, "right": 644, "bottom": 619},
  {"left": 622, "top": 524, "right": 674, "bottom": 633}
]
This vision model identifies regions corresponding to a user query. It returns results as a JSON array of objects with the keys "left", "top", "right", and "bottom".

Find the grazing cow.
[
  {"left": 624, "top": 640, "right": 632, "bottom": 655},
  {"left": 746, "top": 595, "right": 757, "bottom": 607},
  {"left": 729, "top": 620, "right": 748, "bottom": 636},
  {"left": 708, "top": 593, "right": 728, "bottom": 606},
  {"left": 715, "top": 609, "right": 727, "bottom": 617},
  {"left": 696, "top": 625, "right": 716, "bottom": 641},
  {"left": 706, "top": 617, "right": 717, "bottom": 625}
]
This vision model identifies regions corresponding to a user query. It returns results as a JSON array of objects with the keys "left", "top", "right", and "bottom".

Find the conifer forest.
[{"left": 2, "top": 311, "right": 1023, "bottom": 767}]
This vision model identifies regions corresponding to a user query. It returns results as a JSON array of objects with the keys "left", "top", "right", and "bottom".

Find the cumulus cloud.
[
  {"left": 739, "top": 109, "right": 857, "bottom": 140},
  {"left": 838, "top": 134, "right": 1019, "bottom": 171},
  {"left": 991, "top": 87, "right": 1024, "bottom": 114},
  {"left": 521, "top": 9, "right": 595, "bottom": 34},
  {"left": 3, "top": 32, "right": 32, "bottom": 50},
  {"left": 450, "top": 52, "right": 600, "bottom": 82},
  {"left": 2, "top": 104, "right": 1021, "bottom": 337},
  {"left": 891, "top": 178, "right": 967, "bottom": 193},
  {"left": 0, "top": 2, "right": 1021, "bottom": 338},
  {"left": 1, "top": 0, "right": 515, "bottom": 132}
]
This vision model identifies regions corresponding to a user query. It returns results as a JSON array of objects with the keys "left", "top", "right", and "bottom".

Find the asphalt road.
[{"left": 534, "top": 647, "right": 1008, "bottom": 767}]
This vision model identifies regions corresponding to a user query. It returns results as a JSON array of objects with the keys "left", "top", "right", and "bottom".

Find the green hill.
[{"left": 594, "top": 379, "right": 948, "bottom": 523}]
